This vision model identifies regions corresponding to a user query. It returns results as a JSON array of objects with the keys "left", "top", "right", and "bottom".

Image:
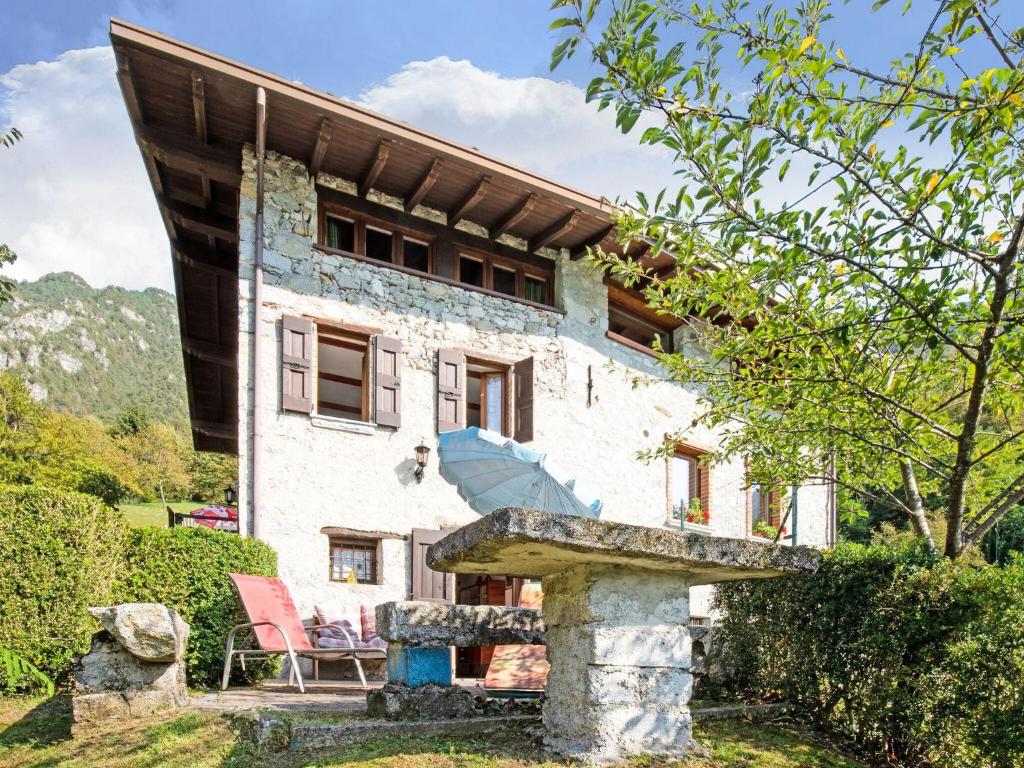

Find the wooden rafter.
[
  {"left": 359, "top": 138, "right": 392, "bottom": 196},
  {"left": 183, "top": 337, "right": 236, "bottom": 367},
  {"left": 490, "top": 193, "right": 537, "bottom": 240},
  {"left": 172, "top": 242, "right": 236, "bottom": 279},
  {"left": 570, "top": 223, "right": 615, "bottom": 260},
  {"left": 404, "top": 158, "right": 443, "bottom": 212},
  {"left": 137, "top": 126, "right": 241, "bottom": 186},
  {"left": 191, "top": 71, "right": 207, "bottom": 142},
  {"left": 529, "top": 209, "right": 580, "bottom": 253},
  {"left": 161, "top": 195, "right": 238, "bottom": 242},
  {"left": 449, "top": 175, "right": 491, "bottom": 226},
  {"left": 191, "top": 419, "right": 236, "bottom": 439},
  {"left": 309, "top": 118, "right": 332, "bottom": 177}
]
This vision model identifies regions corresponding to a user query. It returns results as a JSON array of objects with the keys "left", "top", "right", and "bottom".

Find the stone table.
[{"left": 427, "top": 508, "right": 819, "bottom": 764}]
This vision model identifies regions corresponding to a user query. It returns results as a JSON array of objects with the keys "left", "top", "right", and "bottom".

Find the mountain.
[{"left": 0, "top": 272, "right": 188, "bottom": 424}]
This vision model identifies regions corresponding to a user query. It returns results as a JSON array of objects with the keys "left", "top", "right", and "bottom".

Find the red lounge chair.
[{"left": 222, "top": 573, "right": 386, "bottom": 692}]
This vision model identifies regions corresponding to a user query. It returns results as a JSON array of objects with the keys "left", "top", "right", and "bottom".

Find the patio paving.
[{"left": 192, "top": 678, "right": 486, "bottom": 713}]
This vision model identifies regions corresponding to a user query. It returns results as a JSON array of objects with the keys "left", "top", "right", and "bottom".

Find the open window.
[
  {"left": 437, "top": 349, "right": 533, "bottom": 442},
  {"left": 670, "top": 445, "right": 711, "bottom": 528},
  {"left": 280, "top": 314, "right": 402, "bottom": 428},
  {"left": 750, "top": 484, "right": 783, "bottom": 539}
]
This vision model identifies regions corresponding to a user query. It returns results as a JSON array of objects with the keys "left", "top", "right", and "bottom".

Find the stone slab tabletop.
[{"left": 427, "top": 508, "right": 819, "bottom": 584}]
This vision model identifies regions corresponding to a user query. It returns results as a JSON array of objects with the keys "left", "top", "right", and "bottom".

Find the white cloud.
[
  {"left": 0, "top": 47, "right": 168, "bottom": 291},
  {"left": 0, "top": 50, "right": 677, "bottom": 292},
  {"left": 358, "top": 57, "right": 676, "bottom": 205}
]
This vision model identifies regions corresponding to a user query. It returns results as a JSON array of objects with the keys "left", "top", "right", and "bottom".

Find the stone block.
[
  {"left": 72, "top": 688, "right": 182, "bottom": 734},
  {"left": 74, "top": 633, "right": 186, "bottom": 695},
  {"left": 376, "top": 601, "right": 544, "bottom": 648},
  {"left": 88, "top": 604, "right": 189, "bottom": 662},
  {"left": 366, "top": 683, "right": 475, "bottom": 720},
  {"left": 386, "top": 644, "right": 452, "bottom": 687}
]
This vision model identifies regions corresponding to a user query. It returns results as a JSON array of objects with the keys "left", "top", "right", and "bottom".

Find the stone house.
[{"left": 111, "top": 21, "right": 836, "bottom": 671}]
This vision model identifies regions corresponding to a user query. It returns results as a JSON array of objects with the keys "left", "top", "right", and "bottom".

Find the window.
[
  {"left": 280, "top": 314, "right": 403, "bottom": 427},
  {"left": 493, "top": 266, "right": 517, "bottom": 297},
  {"left": 329, "top": 537, "right": 381, "bottom": 584},
  {"left": 325, "top": 215, "right": 355, "bottom": 252},
  {"left": 365, "top": 226, "right": 393, "bottom": 263},
  {"left": 750, "top": 483, "right": 783, "bottom": 538},
  {"left": 467, "top": 359, "right": 509, "bottom": 435},
  {"left": 608, "top": 307, "right": 673, "bottom": 353},
  {"left": 458, "top": 255, "right": 484, "bottom": 288},
  {"left": 436, "top": 349, "right": 534, "bottom": 442},
  {"left": 524, "top": 275, "right": 547, "bottom": 305},
  {"left": 316, "top": 326, "right": 369, "bottom": 421},
  {"left": 403, "top": 237, "right": 430, "bottom": 272},
  {"left": 670, "top": 446, "right": 710, "bottom": 527}
]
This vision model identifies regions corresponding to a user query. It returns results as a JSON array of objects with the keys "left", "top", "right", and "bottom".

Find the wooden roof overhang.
[{"left": 109, "top": 20, "right": 674, "bottom": 454}]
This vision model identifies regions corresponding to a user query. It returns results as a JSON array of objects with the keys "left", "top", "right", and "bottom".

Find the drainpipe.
[
  {"left": 250, "top": 86, "right": 267, "bottom": 540},
  {"left": 789, "top": 482, "right": 798, "bottom": 546}
]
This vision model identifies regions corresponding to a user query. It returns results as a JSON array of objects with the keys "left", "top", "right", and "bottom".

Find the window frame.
[
  {"left": 320, "top": 204, "right": 436, "bottom": 274},
  {"left": 668, "top": 443, "right": 711, "bottom": 527},
  {"left": 465, "top": 355, "right": 513, "bottom": 437},
  {"left": 607, "top": 306, "right": 675, "bottom": 356},
  {"left": 313, "top": 321, "right": 372, "bottom": 423},
  {"left": 455, "top": 247, "right": 553, "bottom": 306},
  {"left": 328, "top": 535, "right": 383, "bottom": 585}
]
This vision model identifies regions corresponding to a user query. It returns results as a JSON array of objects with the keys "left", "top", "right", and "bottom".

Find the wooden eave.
[{"left": 108, "top": 19, "right": 667, "bottom": 454}]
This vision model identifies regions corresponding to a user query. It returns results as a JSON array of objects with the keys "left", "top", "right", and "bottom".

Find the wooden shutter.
[
  {"left": 411, "top": 528, "right": 455, "bottom": 602},
  {"left": 437, "top": 349, "right": 465, "bottom": 433},
  {"left": 768, "top": 489, "right": 782, "bottom": 528},
  {"left": 513, "top": 356, "right": 534, "bottom": 443},
  {"left": 373, "top": 335, "right": 402, "bottom": 427},
  {"left": 281, "top": 315, "right": 313, "bottom": 413}
]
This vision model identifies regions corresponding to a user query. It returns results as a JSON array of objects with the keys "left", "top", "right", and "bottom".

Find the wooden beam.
[
  {"left": 183, "top": 337, "right": 236, "bottom": 367},
  {"left": 161, "top": 195, "right": 238, "bottom": 242},
  {"left": 309, "top": 118, "right": 332, "bottom": 177},
  {"left": 191, "top": 419, "right": 236, "bottom": 440},
  {"left": 137, "top": 126, "right": 241, "bottom": 186},
  {"left": 116, "top": 54, "right": 145, "bottom": 125},
  {"left": 359, "top": 138, "right": 392, "bottom": 196},
  {"left": 191, "top": 71, "right": 207, "bottom": 143},
  {"left": 404, "top": 158, "right": 443, "bottom": 212},
  {"left": 172, "top": 242, "right": 236, "bottom": 279},
  {"left": 449, "top": 175, "right": 491, "bottom": 226},
  {"left": 570, "top": 223, "right": 615, "bottom": 260},
  {"left": 490, "top": 193, "right": 537, "bottom": 240},
  {"left": 529, "top": 209, "right": 580, "bottom": 253}
]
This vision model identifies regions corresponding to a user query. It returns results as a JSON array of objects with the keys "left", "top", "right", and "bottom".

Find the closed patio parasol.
[{"left": 437, "top": 427, "right": 602, "bottom": 518}]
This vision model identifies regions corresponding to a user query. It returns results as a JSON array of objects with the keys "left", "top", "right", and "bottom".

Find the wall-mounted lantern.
[
  {"left": 224, "top": 484, "right": 237, "bottom": 506},
  {"left": 414, "top": 443, "right": 431, "bottom": 483}
]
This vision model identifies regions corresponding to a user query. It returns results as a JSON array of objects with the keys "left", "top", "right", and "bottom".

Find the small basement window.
[
  {"left": 466, "top": 358, "right": 509, "bottom": 435},
  {"left": 329, "top": 536, "right": 381, "bottom": 584},
  {"left": 316, "top": 327, "right": 369, "bottom": 421},
  {"left": 365, "top": 226, "right": 394, "bottom": 263}
]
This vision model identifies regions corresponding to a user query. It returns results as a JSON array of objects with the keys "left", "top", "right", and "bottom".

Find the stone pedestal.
[
  {"left": 543, "top": 565, "right": 694, "bottom": 762},
  {"left": 427, "top": 508, "right": 819, "bottom": 765}
]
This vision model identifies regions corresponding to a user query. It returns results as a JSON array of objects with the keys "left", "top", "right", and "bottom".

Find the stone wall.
[{"left": 235, "top": 147, "right": 832, "bottom": 618}]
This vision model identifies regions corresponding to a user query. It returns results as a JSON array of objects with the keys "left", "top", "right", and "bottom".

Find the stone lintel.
[
  {"left": 427, "top": 508, "right": 819, "bottom": 584},
  {"left": 376, "top": 600, "right": 544, "bottom": 648}
]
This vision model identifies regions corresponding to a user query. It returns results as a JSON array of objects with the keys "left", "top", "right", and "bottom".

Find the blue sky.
[{"left": 1, "top": 1, "right": 1022, "bottom": 290}]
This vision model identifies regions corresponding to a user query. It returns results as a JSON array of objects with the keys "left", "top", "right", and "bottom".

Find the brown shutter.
[
  {"left": 768, "top": 490, "right": 782, "bottom": 528},
  {"left": 437, "top": 348, "right": 465, "bottom": 433},
  {"left": 281, "top": 315, "right": 313, "bottom": 413},
  {"left": 513, "top": 356, "right": 534, "bottom": 443},
  {"left": 373, "top": 335, "right": 402, "bottom": 427},
  {"left": 411, "top": 528, "right": 455, "bottom": 602}
]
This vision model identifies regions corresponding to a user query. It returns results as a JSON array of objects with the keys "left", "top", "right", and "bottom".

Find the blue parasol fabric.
[{"left": 437, "top": 427, "right": 602, "bottom": 518}]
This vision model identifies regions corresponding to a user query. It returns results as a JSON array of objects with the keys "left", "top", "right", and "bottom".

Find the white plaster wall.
[{"left": 236, "top": 148, "right": 833, "bottom": 618}]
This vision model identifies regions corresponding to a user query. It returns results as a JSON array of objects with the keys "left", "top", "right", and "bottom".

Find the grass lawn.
[
  {"left": 0, "top": 696, "right": 866, "bottom": 768},
  {"left": 120, "top": 500, "right": 197, "bottom": 528}
]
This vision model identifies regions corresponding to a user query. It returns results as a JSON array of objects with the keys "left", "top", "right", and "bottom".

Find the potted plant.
[
  {"left": 685, "top": 498, "right": 707, "bottom": 526},
  {"left": 753, "top": 519, "right": 779, "bottom": 539}
]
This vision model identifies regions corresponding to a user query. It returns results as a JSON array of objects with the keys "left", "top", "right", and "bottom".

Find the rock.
[
  {"left": 366, "top": 683, "right": 476, "bottom": 720},
  {"left": 89, "top": 604, "right": 190, "bottom": 662},
  {"left": 376, "top": 601, "right": 544, "bottom": 648}
]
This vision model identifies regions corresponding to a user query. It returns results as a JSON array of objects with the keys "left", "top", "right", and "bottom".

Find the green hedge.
[
  {"left": 711, "top": 543, "right": 1024, "bottom": 767},
  {"left": 115, "top": 526, "right": 278, "bottom": 686},
  {"left": 0, "top": 485, "right": 127, "bottom": 691}
]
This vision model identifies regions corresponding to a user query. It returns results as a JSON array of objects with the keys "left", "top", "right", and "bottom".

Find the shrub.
[
  {"left": 115, "top": 526, "right": 278, "bottom": 686},
  {"left": 711, "top": 543, "right": 1024, "bottom": 767},
  {"left": 0, "top": 484, "right": 127, "bottom": 690}
]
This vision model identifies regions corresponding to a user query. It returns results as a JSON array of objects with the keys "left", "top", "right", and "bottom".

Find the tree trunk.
[{"left": 900, "top": 460, "right": 936, "bottom": 554}]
